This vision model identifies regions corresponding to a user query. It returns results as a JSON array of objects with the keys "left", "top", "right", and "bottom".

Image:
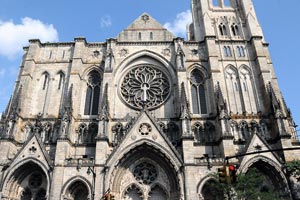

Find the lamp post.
[{"left": 87, "top": 165, "right": 96, "bottom": 200}]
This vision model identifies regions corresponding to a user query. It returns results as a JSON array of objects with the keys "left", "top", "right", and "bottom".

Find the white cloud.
[
  {"left": 164, "top": 10, "right": 192, "bottom": 38},
  {"left": 0, "top": 17, "right": 59, "bottom": 59},
  {"left": 100, "top": 15, "right": 112, "bottom": 28}
]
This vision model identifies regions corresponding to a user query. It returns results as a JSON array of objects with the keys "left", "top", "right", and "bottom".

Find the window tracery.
[
  {"left": 120, "top": 64, "right": 170, "bottom": 110},
  {"left": 84, "top": 70, "right": 101, "bottom": 115},
  {"left": 190, "top": 69, "right": 207, "bottom": 114}
]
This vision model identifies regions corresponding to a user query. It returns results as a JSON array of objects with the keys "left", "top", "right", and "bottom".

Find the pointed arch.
[
  {"left": 189, "top": 68, "right": 208, "bottom": 114},
  {"left": 61, "top": 176, "right": 92, "bottom": 200},
  {"left": 225, "top": 65, "right": 244, "bottom": 114},
  {"left": 105, "top": 140, "right": 183, "bottom": 200},
  {"left": 239, "top": 65, "right": 258, "bottom": 114},
  {"left": 84, "top": 70, "right": 101, "bottom": 115},
  {"left": 57, "top": 71, "right": 65, "bottom": 90},
  {"left": 41, "top": 71, "right": 50, "bottom": 90},
  {"left": 1, "top": 159, "right": 51, "bottom": 200},
  {"left": 240, "top": 156, "right": 291, "bottom": 198}
]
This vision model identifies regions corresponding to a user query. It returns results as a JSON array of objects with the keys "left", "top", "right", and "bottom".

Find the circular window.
[
  {"left": 120, "top": 64, "right": 171, "bottom": 110},
  {"left": 133, "top": 162, "right": 158, "bottom": 185}
]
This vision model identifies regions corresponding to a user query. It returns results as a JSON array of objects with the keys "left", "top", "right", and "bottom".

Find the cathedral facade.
[{"left": 0, "top": 0, "right": 299, "bottom": 199}]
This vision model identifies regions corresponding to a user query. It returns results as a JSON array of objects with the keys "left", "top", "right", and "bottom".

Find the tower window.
[
  {"left": 58, "top": 72, "right": 65, "bottom": 90},
  {"left": 237, "top": 46, "right": 245, "bottom": 57},
  {"left": 223, "top": 46, "right": 232, "bottom": 57},
  {"left": 231, "top": 24, "right": 240, "bottom": 36},
  {"left": 219, "top": 23, "right": 227, "bottom": 36},
  {"left": 138, "top": 32, "right": 142, "bottom": 40},
  {"left": 42, "top": 73, "right": 49, "bottom": 90},
  {"left": 190, "top": 69, "right": 207, "bottom": 114},
  {"left": 84, "top": 71, "right": 101, "bottom": 115},
  {"left": 150, "top": 32, "right": 153, "bottom": 40}
]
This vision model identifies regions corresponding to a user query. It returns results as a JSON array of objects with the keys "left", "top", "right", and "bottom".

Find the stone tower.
[{"left": 0, "top": 0, "right": 299, "bottom": 199}]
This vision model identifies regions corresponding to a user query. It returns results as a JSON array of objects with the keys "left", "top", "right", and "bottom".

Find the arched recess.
[
  {"left": 115, "top": 50, "right": 177, "bottom": 81},
  {"left": 1, "top": 159, "right": 51, "bottom": 200},
  {"left": 240, "top": 156, "right": 291, "bottom": 198},
  {"left": 114, "top": 50, "right": 177, "bottom": 112},
  {"left": 224, "top": 65, "right": 244, "bottom": 114},
  {"left": 61, "top": 176, "right": 92, "bottom": 200},
  {"left": 79, "top": 65, "right": 103, "bottom": 117},
  {"left": 187, "top": 64, "right": 211, "bottom": 116},
  {"left": 238, "top": 65, "right": 258, "bottom": 114},
  {"left": 197, "top": 176, "right": 223, "bottom": 200},
  {"left": 106, "top": 141, "right": 183, "bottom": 200}
]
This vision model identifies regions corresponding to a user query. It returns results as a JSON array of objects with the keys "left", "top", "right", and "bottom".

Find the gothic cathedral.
[{"left": 0, "top": 0, "right": 299, "bottom": 199}]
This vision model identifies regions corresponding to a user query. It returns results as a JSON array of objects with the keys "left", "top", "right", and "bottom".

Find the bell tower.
[{"left": 189, "top": 0, "right": 299, "bottom": 161}]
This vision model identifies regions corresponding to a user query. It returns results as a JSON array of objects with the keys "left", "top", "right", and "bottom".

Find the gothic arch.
[
  {"left": 239, "top": 156, "right": 291, "bottom": 197},
  {"left": 81, "top": 65, "right": 103, "bottom": 79},
  {"left": 187, "top": 64, "right": 209, "bottom": 78},
  {"left": 115, "top": 50, "right": 177, "bottom": 82},
  {"left": 197, "top": 176, "right": 223, "bottom": 200},
  {"left": 188, "top": 65, "right": 210, "bottom": 115},
  {"left": 105, "top": 140, "right": 183, "bottom": 200},
  {"left": 1, "top": 158, "right": 51, "bottom": 200},
  {"left": 61, "top": 176, "right": 92, "bottom": 200}
]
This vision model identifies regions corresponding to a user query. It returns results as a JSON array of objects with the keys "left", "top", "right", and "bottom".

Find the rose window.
[
  {"left": 120, "top": 64, "right": 171, "bottom": 110},
  {"left": 133, "top": 162, "right": 158, "bottom": 185}
]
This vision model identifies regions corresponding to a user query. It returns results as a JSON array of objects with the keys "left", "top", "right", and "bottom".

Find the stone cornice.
[{"left": 116, "top": 41, "right": 173, "bottom": 46}]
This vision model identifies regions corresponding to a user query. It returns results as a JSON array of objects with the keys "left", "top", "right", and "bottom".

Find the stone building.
[{"left": 0, "top": 0, "right": 299, "bottom": 199}]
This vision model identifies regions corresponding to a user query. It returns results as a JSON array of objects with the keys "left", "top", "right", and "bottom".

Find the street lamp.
[{"left": 87, "top": 159, "right": 96, "bottom": 200}]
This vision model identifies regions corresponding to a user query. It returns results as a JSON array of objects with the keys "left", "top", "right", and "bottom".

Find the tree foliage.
[
  {"left": 208, "top": 168, "right": 280, "bottom": 200},
  {"left": 284, "top": 160, "right": 300, "bottom": 177}
]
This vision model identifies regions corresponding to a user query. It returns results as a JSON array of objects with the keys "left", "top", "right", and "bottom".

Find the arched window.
[
  {"left": 190, "top": 69, "right": 207, "bottom": 114},
  {"left": 84, "top": 70, "right": 101, "bottom": 115},
  {"left": 150, "top": 32, "right": 153, "bottom": 40},
  {"left": 223, "top": 46, "right": 232, "bottom": 57},
  {"left": 123, "top": 185, "right": 143, "bottom": 200},
  {"left": 237, "top": 46, "right": 245, "bottom": 57},
  {"left": 231, "top": 24, "right": 240, "bottom": 36},
  {"left": 219, "top": 23, "right": 227, "bottom": 36},
  {"left": 58, "top": 72, "right": 65, "bottom": 90},
  {"left": 42, "top": 73, "right": 49, "bottom": 90},
  {"left": 138, "top": 32, "right": 142, "bottom": 40},
  {"left": 193, "top": 122, "right": 205, "bottom": 144}
]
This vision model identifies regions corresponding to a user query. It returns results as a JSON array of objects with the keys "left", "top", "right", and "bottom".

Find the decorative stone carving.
[
  {"left": 133, "top": 162, "right": 157, "bottom": 185},
  {"left": 119, "top": 48, "right": 129, "bottom": 57},
  {"left": 141, "top": 14, "right": 150, "bottom": 23},
  {"left": 162, "top": 48, "right": 171, "bottom": 57},
  {"left": 139, "top": 123, "right": 152, "bottom": 136},
  {"left": 120, "top": 64, "right": 170, "bottom": 110}
]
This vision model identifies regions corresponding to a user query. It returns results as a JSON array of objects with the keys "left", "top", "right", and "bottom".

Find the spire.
[
  {"left": 180, "top": 82, "right": 190, "bottom": 119},
  {"left": 98, "top": 83, "right": 110, "bottom": 121}
]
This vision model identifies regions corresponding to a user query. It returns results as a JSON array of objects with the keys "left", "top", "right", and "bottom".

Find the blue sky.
[{"left": 0, "top": 0, "right": 299, "bottom": 133}]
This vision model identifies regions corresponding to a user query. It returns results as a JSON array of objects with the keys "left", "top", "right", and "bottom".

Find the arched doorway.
[
  {"left": 64, "top": 180, "right": 90, "bottom": 200},
  {"left": 2, "top": 161, "right": 48, "bottom": 200},
  {"left": 247, "top": 160, "right": 290, "bottom": 198},
  {"left": 110, "top": 144, "right": 181, "bottom": 200},
  {"left": 201, "top": 180, "right": 224, "bottom": 200}
]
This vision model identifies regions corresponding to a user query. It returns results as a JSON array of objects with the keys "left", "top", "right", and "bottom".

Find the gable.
[{"left": 117, "top": 13, "right": 175, "bottom": 42}]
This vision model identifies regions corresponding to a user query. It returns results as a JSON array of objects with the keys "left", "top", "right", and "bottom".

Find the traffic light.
[
  {"left": 104, "top": 193, "right": 109, "bottom": 200},
  {"left": 228, "top": 164, "right": 237, "bottom": 184},
  {"left": 218, "top": 165, "right": 228, "bottom": 183}
]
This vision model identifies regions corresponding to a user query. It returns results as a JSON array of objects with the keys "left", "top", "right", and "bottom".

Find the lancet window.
[
  {"left": 190, "top": 69, "right": 207, "bottom": 114},
  {"left": 84, "top": 70, "right": 101, "bottom": 115}
]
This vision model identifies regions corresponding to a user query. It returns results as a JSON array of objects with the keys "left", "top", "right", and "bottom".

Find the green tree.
[
  {"left": 284, "top": 160, "right": 300, "bottom": 178},
  {"left": 209, "top": 168, "right": 280, "bottom": 200}
]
